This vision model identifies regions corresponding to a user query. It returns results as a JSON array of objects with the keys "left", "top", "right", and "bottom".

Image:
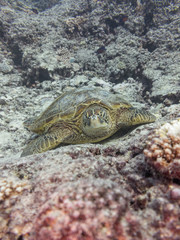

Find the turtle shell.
[{"left": 25, "top": 86, "right": 132, "bottom": 133}]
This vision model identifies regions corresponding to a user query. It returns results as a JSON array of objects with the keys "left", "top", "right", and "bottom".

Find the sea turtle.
[{"left": 21, "top": 87, "right": 156, "bottom": 157}]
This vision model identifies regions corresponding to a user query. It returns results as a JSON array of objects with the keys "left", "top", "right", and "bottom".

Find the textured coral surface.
[
  {"left": 144, "top": 119, "right": 180, "bottom": 179},
  {"left": 0, "top": 137, "right": 180, "bottom": 240},
  {"left": 30, "top": 180, "right": 130, "bottom": 240}
]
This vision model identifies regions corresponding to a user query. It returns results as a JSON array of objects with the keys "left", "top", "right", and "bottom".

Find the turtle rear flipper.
[{"left": 21, "top": 125, "right": 72, "bottom": 157}]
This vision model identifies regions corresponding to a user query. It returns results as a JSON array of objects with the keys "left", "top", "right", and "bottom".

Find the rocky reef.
[
  {"left": 0, "top": 137, "right": 180, "bottom": 239},
  {"left": 0, "top": 0, "right": 180, "bottom": 239}
]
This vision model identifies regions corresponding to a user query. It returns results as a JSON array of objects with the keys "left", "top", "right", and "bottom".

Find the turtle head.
[
  {"left": 23, "top": 117, "right": 35, "bottom": 129},
  {"left": 23, "top": 117, "right": 42, "bottom": 133},
  {"left": 82, "top": 105, "right": 112, "bottom": 137}
]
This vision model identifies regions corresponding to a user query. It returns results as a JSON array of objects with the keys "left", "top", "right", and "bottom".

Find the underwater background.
[{"left": 0, "top": 0, "right": 180, "bottom": 239}]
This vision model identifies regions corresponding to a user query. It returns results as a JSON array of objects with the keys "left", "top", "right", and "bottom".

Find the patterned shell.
[{"left": 29, "top": 87, "right": 132, "bottom": 131}]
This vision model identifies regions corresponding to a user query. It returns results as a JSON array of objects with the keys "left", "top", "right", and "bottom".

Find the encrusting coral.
[
  {"left": 30, "top": 179, "right": 136, "bottom": 240},
  {"left": 0, "top": 177, "right": 30, "bottom": 239},
  {"left": 144, "top": 119, "right": 180, "bottom": 179},
  {"left": 0, "top": 147, "right": 180, "bottom": 239},
  {"left": 65, "top": 16, "right": 87, "bottom": 34},
  {"left": 0, "top": 177, "right": 29, "bottom": 201}
]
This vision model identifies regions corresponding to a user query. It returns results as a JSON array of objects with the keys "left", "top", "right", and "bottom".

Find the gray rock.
[{"left": 143, "top": 50, "right": 180, "bottom": 100}]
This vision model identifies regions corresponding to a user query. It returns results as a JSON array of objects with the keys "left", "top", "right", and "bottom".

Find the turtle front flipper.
[
  {"left": 129, "top": 108, "right": 156, "bottom": 125},
  {"left": 118, "top": 108, "right": 156, "bottom": 128},
  {"left": 21, "top": 125, "right": 72, "bottom": 157}
]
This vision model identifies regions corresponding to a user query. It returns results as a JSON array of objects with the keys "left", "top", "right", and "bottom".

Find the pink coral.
[
  {"left": 30, "top": 180, "right": 131, "bottom": 240},
  {"left": 152, "top": 201, "right": 180, "bottom": 239},
  {"left": 144, "top": 119, "right": 180, "bottom": 179}
]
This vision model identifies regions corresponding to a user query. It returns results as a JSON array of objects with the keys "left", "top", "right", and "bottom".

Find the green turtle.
[{"left": 21, "top": 87, "right": 156, "bottom": 157}]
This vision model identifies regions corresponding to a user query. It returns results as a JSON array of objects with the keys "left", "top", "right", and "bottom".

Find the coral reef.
[
  {"left": 65, "top": 16, "right": 87, "bottom": 34},
  {"left": 0, "top": 177, "right": 29, "bottom": 201},
  {"left": 30, "top": 180, "right": 132, "bottom": 240},
  {"left": 144, "top": 119, "right": 180, "bottom": 179},
  {"left": 0, "top": 142, "right": 180, "bottom": 239},
  {"left": 0, "top": 177, "right": 30, "bottom": 239},
  {"left": 143, "top": 183, "right": 180, "bottom": 240},
  {"left": 0, "top": 0, "right": 180, "bottom": 239}
]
